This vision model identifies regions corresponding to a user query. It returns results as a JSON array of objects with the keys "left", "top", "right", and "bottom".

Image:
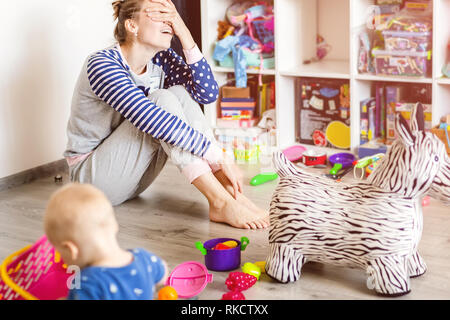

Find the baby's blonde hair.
[{"left": 44, "top": 183, "right": 117, "bottom": 246}]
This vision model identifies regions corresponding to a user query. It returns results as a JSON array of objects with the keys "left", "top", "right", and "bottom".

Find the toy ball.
[
  {"left": 158, "top": 286, "right": 178, "bottom": 300},
  {"left": 242, "top": 262, "right": 261, "bottom": 280}
]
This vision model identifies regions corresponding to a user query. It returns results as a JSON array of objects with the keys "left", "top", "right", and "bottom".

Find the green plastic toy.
[
  {"left": 329, "top": 163, "right": 343, "bottom": 175},
  {"left": 250, "top": 173, "right": 279, "bottom": 186}
]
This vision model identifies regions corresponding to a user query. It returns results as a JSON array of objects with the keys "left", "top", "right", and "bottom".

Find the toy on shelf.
[
  {"left": 214, "top": 127, "right": 262, "bottom": 164},
  {"left": 431, "top": 115, "right": 450, "bottom": 156},
  {"left": 214, "top": 1, "right": 275, "bottom": 86},
  {"left": 165, "top": 261, "right": 213, "bottom": 299},
  {"left": 360, "top": 3, "right": 433, "bottom": 77},
  {"left": 158, "top": 286, "right": 178, "bottom": 300},
  {"left": 0, "top": 235, "right": 70, "bottom": 300},
  {"left": 303, "top": 35, "right": 332, "bottom": 64},
  {"left": 372, "top": 48, "right": 431, "bottom": 77},
  {"left": 195, "top": 237, "right": 249, "bottom": 272},
  {"left": 266, "top": 103, "right": 450, "bottom": 296},
  {"left": 250, "top": 172, "right": 278, "bottom": 186}
]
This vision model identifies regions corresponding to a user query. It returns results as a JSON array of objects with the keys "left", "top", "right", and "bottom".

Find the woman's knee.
[
  {"left": 149, "top": 88, "right": 184, "bottom": 117},
  {"left": 167, "top": 85, "right": 192, "bottom": 101}
]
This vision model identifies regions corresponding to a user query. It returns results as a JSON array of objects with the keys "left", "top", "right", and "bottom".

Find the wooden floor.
[{"left": 1, "top": 161, "right": 449, "bottom": 300}]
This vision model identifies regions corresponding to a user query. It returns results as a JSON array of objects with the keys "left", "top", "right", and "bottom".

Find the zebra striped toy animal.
[{"left": 266, "top": 103, "right": 450, "bottom": 296}]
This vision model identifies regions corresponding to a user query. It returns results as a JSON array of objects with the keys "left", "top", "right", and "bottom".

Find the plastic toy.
[
  {"left": 372, "top": 49, "right": 431, "bottom": 77},
  {"left": 282, "top": 145, "right": 306, "bottom": 162},
  {"left": 221, "top": 290, "right": 245, "bottom": 300},
  {"left": 241, "top": 262, "right": 261, "bottom": 280},
  {"left": 422, "top": 195, "right": 430, "bottom": 207},
  {"left": 266, "top": 103, "right": 450, "bottom": 296},
  {"left": 195, "top": 237, "right": 249, "bottom": 271},
  {"left": 225, "top": 272, "right": 257, "bottom": 291},
  {"left": 165, "top": 261, "right": 212, "bottom": 298},
  {"left": 254, "top": 261, "right": 266, "bottom": 274},
  {"left": 158, "top": 286, "right": 178, "bottom": 300},
  {"left": 301, "top": 150, "right": 327, "bottom": 167},
  {"left": 0, "top": 235, "right": 70, "bottom": 300},
  {"left": 328, "top": 153, "right": 356, "bottom": 176},
  {"left": 222, "top": 241, "right": 238, "bottom": 248},
  {"left": 250, "top": 172, "right": 278, "bottom": 186},
  {"left": 353, "top": 153, "right": 385, "bottom": 180},
  {"left": 213, "top": 243, "right": 231, "bottom": 250}
]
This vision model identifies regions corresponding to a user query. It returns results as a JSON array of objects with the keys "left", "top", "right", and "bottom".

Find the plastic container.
[
  {"left": 195, "top": 237, "right": 249, "bottom": 272},
  {"left": 0, "top": 236, "right": 70, "bottom": 300},
  {"left": 165, "top": 261, "right": 213, "bottom": 298},
  {"left": 372, "top": 49, "right": 431, "bottom": 77},
  {"left": 382, "top": 30, "right": 431, "bottom": 52}
]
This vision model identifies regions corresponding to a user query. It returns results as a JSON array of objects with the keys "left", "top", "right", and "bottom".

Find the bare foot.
[
  {"left": 214, "top": 170, "right": 270, "bottom": 228},
  {"left": 209, "top": 196, "right": 269, "bottom": 230}
]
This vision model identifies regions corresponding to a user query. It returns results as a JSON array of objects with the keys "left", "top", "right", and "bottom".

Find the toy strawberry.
[
  {"left": 221, "top": 290, "right": 246, "bottom": 300},
  {"left": 225, "top": 271, "right": 257, "bottom": 292}
]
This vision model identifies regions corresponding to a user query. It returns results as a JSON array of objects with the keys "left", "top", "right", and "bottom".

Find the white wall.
[{"left": 0, "top": 0, "right": 116, "bottom": 178}]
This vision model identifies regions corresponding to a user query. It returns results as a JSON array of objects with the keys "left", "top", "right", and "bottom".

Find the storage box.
[
  {"left": 222, "top": 86, "right": 251, "bottom": 99},
  {"left": 383, "top": 30, "right": 431, "bottom": 52},
  {"left": 295, "top": 78, "right": 351, "bottom": 149},
  {"left": 372, "top": 49, "right": 431, "bottom": 77}
]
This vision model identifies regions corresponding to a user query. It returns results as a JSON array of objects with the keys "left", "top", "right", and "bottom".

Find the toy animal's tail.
[{"left": 273, "top": 151, "right": 302, "bottom": 178}]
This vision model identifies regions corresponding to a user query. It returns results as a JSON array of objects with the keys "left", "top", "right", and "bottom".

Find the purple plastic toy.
[{"left": 196, "top": 237, "right": 249, "bottom": 272}]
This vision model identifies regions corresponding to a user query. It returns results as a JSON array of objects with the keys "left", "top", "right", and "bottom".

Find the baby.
[{"left": 44, "top": 183, "right": 168, "bottom": 300}]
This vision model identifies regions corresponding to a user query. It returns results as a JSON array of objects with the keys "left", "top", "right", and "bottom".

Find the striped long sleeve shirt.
[{"left": 64, "top": 44, "right": 221, "bottom": 166}]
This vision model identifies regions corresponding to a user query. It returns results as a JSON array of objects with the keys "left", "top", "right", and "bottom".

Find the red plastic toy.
[
  {"left": 213, "top": 243, "right": 231, "bottom": 250},
  {"left": 225, "top": 272, "right": 257, "bottom": 291},
  {"left": 221, "top": 290, "right": 246, "bottom": 300}
]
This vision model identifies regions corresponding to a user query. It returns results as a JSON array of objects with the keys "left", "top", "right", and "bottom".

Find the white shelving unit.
[{"left": 201, "top": 0, "right": 450, "bottom": 152}]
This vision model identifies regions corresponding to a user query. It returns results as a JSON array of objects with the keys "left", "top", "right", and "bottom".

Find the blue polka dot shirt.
[{"left": 67, "top": 249, "right": 165, "bottom": 300}]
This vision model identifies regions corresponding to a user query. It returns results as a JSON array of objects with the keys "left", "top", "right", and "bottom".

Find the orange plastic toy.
[{"left": 158, "top": 286, "right": 178, "bottom": 300}]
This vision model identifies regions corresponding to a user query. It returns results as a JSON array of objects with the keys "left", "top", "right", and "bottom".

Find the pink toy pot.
[{"left": 165, "top": 261, "right": 213, "bottom": 298}]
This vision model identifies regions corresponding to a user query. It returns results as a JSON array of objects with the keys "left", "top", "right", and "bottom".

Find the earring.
[{"left": 134, "top": 31, "right": 138, "bottom": 37}]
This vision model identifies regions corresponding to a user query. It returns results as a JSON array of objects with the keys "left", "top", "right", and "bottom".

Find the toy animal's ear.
[
  {"left": 410, "top": 102, "right": 425, "bottom": 132},
  {"left": 396, "top": 113, "right": 415, "bottom": 146}
]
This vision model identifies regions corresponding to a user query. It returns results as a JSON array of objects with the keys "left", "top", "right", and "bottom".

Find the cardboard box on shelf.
[{"left": 222, "top": 86, "right": 251, "bottom": 99}]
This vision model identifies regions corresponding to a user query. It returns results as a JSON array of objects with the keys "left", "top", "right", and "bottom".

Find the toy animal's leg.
[
  {"left": 407, "top": 251, "right": 427, "bottom": 278},
  {"left": 366, "top": 256, "right": 411, "bottom": 297},
  {"left": 265, "top": 242, "right": 306, "bottom": 283}
]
